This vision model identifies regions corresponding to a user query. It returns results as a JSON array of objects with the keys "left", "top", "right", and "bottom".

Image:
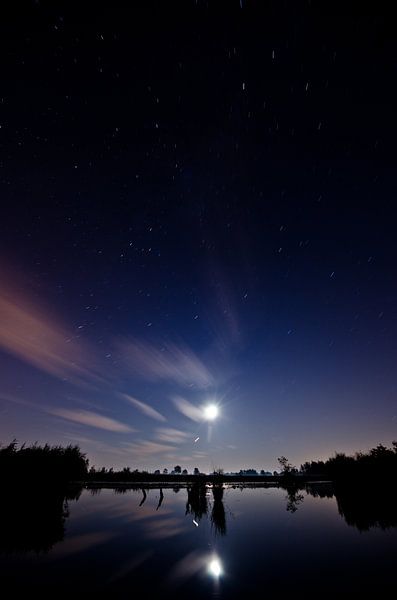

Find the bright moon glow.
[
  {"left": 204, "top": 404, "right": 219, "bottom": 420},
  {"left": 208, "top": 558, "right": 222, "bottom": 577}
]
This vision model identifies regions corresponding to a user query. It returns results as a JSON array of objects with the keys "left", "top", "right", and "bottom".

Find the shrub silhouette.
[{"left": 0, "top": 440, "right": 88, "bottom": 485}]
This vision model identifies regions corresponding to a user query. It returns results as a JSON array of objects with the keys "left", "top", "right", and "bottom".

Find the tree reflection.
[
  {"left": 0, "top": 484, "right": 82, "bottom": 554},
  {"left": 185, "top": 483, "right": 227, "bottom": 535},
  {"left": 283, "top": 485, "right": 304, "bottom": 513},
  {"left": 305, "top": 482, "right": 397, "bottom": 531},
  {"left": 7, "top": 479, "right": 396, "bottom": 559},
  {"left": 156, "top": 488, "right": 164, "bottom": 510},
  {"left": 139, "top": 488, "right": 147, "bottom": 506},
  {"left": 211, "top": 485, "right": 227, "bottom": 535},
  {"left": 334, "top": 484, "right": 397, "bottom": 531},
  {"left": 186, "top": 482, "right": 208, "bottom": 522}
]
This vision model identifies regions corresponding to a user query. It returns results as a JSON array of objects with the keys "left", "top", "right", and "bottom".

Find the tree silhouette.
[{"left": 277, "top": 456, "right": 295, "bottom": 475}]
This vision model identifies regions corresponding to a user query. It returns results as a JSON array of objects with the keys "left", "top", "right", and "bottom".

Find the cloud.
[
  {"left": 122, "top": 440, "right": 177, "bottom": 456},
  {"left": 155, "top": 427, "right": 191, "bottom": 444},
  {"left": 172, "top": 396, "right": 203, "bottom": 422},
  {"left": 119, "top": 338, "right": 214, "bottom": 389},
  {"left": 122, "top": 394, "right": 166, "bottom": 422},
  {"left": 0, "top": 273, "right": 104, "bottom": 386},
  {"left": 49, "top": 408, "right": 135, "bottom": 433}
]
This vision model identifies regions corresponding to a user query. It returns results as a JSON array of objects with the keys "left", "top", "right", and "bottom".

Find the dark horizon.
[{"left": 2, "top": 438, "right": 397, "bottom": 484}]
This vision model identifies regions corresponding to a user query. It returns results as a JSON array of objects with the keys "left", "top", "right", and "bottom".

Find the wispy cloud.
[
  {"left": 155, "top": 427, "right": 191, "bottom": 444},
  {"left": 0, "top": 273, "right": 104, "bottom": 386},
  {"left": 122, "top": 394, "right": 166, "bottom": 422},
  {"left": 49, "top": 408, "right": 134, "bottom": 433},
  {"left": 122, "top": 439, "right": 177, "bottom": 456},
  {"left": 119, "top": 338, "right": 214, "bottom": 389},
  {"left": 172, "top": 396, "right": 203, "bottom": 422}
]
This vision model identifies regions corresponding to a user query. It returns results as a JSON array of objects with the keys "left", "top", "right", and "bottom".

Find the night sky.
[{"left": 1, "top": 2, "right": 397, "bottom": 472}]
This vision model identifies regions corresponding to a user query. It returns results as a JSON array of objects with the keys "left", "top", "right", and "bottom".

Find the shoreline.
[{"left": 79, "top": 474, "right": 331, "bottom": 487}]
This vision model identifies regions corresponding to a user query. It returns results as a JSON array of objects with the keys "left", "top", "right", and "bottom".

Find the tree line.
[
  {"left": 298, "top": 441, "right": 397, "bottom": 481},
  {"left": 1, "top": 439, "right": 397, "bottom": 484}
]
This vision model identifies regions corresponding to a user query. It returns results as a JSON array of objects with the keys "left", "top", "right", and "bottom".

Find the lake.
[{"left": 1, "top": 482, "right": 396, "bottom": 597}]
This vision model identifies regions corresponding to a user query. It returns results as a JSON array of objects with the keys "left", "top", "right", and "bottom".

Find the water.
[{"left": 1, "top": 482, "right": 396, "bottom": 597}]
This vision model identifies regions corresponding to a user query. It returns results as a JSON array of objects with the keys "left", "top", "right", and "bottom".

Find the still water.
[{"left": 1, "top": 483, "right": 396, "bottom": 597}]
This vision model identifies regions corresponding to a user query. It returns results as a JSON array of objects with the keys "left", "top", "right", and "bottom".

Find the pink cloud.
[
  {"left": 0, "top": 273, "right": 104, "bottom": 386},
  {"left": 49, "top": 408, "right": 134, "bottom": 433},
  {"left": 155, "top": 427, "right": 191, "bottom": 443},
  {"left": 122, "top": 439, "right": 177, "bottom": 456}
]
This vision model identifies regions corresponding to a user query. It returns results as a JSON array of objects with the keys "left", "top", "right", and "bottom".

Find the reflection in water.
[
  {"left": 145, "top": 516, "right": 186, "bottom": 539},
  {"left": 211, "top": 485, "right": 227, "bottom": 535},
  {"left": 0, "top": 484, "right": 82, "bottom": 554},
  {"left": 304, "top": 482, "right": 334, "bottom": 498},
  {"left": 186, "top": 482, "right": 208, "bottom": 522},
  {"left": 139, "top": 488, "right": 147, "bottom": 506},
  {"left": 283, "top": 484, "right": 305, "bottom": 513},
  {"left": 304, "top": 482, "right": 397, "bottom": 531},
  {"left": 208, "top": 556, "right": 222, "bottom": 578},
  {"left": 167, "top": 549, "right": 208, "bottom": 585},
  {"left": 2, "top": 482, "right": 397, "bottom": 597},
  {"left": 334, "top": 484, "right": 397, "bottom": 531},
  {"left": 2, "top": 481, "right": 397, "bottom": 560},
  {"left": 156, "top": 488, "right": 164, "bottom": 510},
  {"left": 113, "top": 487, "right": 128, "bottom": 494},
  {"left": 52, "top": 530, "right": 116, "bottom": 557},
  {"left": 185, "top": 483, "right": 227, "bottom": 535}
]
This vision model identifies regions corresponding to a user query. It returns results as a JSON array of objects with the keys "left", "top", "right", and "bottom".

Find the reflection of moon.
[
  {"left": 208, "top": 557, "right": 222, "bottom": 577},
  {"left": 203, "top": 404, "right": 219, "bottom": 421}
]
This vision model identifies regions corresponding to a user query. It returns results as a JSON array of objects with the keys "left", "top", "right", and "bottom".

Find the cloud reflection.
[
  {"left": 167, "top": 550, "right": 209, "bottom": 584},
  {"left": 50, "top": 531, "right": 115, "bottom": 558},
  {"left": 145, "top": 516, "right": 185, "bottom": 539},
  {"left": 108, "top": 550, "right": 153, "bottom": 582}
]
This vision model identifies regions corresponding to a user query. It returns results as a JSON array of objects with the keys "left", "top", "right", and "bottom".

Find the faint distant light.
[
  {"left": 208, "top": 557, "right": 222, "bottom": 578},
  {"left": 203, "top": 404, "right": 219, "bottom": 421}
]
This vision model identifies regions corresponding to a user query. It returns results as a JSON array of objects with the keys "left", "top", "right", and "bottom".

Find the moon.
[{"left": 203, "top": 404, "right": 219, "bottom": 421}]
